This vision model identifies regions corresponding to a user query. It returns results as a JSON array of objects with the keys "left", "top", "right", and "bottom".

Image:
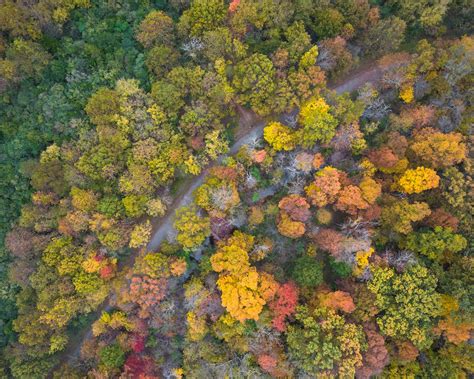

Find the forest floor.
[{"left": 57, "top": 60, "right": 384, "bottom": 371}]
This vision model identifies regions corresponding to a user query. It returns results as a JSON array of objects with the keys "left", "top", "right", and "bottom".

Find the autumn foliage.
[{"left": 268, "top": 282, "right": 299, "bottom": 332}]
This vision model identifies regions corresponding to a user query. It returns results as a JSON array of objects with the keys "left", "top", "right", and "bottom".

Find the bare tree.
[
  {"left": 181, "top": 38, "right": 204, "bottom": 59},
  {"left": 363, "top": 97, "right": 390, "bottom": 121}
]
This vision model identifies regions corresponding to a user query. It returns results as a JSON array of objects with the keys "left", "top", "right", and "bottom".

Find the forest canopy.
[{"left": 0, "top": 0, "right": 472, "bottom": 378}]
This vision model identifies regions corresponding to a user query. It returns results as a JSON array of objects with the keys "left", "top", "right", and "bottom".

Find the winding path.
[{"left": 58, "top": 62, "right": 383, "bottom": 369}]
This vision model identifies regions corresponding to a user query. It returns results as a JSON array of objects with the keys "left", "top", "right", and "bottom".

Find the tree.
[
  {"left": 385, "top": 0, "right": 450, "bottom": 29},
  {"left": 129, "top": 221, "right": 152, "bottom": 248},
  {"left": 410, "top": 128, "right": 467, "bottom": 169},
  {"left": 359, "top": 12, "right": 406, "bottom": 57},
  {"left": 277, "top": 195, "right": 310, "bottom": 238},
  {"left": 284, "top": 21, "right": 312, "bottom": 64},
  {"left": 435, "top": 317, "right": 472, "bottom": 345},
  {"left": 335, "top": 185, "right": 369, "bottom": 215},
  {"left": 398, "top": 167, "right": 440, "bottom": 194},
  {"left": 356, "top": 324, "right": 389, "bottom": 379},
  {"left": 318, "top": 37, "right": 354, "bottom": 79},
  {"left": 299, "top": 45, "right": 319, "bottom": 71},
  {"left": 305, "top": 166, "right": 344, "bottom": 207},
  {"left": 232, "top": 53, "right": 276, "bottom": 115},
  {"left": 380, "top": 199, "right": 431, "bottom": 234},
  {"left": 201, "top": 27, "right": 242, "bottom": 62},
  {"left": 9, "top": 356, "right": 58, "bottom": 379},
  {"left": 229, "top": 0, "right": 293, "bottom": 37},
  {"left": 359, "top": 177, "right": 382, "bottom": 204},
  {"left": 291, "top": 256, "right": 323, "bottom": 288},
  {"left": 399, "top": 83, "right": 414, "bottom": 103},
  {"left": 178, "top": 0, "right": 227, "bottom": 37},
  {"left": 70, "top": 187, "right": 97, "bottom": 212},
  {"left": 277, "top": 212, "right": 306, "bottom": 239},
  {"left": 129, "top": 276, "right": 167, "bottom": 318},
  {"left": 136, "top": 10, "right": 175, "bottom": 48},
  {"left": 124, "top": 355, "right": 155, "bottom": 378},
  {"left": 145, "top": 45, "right": 180, "bottom": 78},
  {"left": 278, "top": 195, "right": 311, "bottom": 222},
  {"left": 174, "top": 206, "right": 210, "bottom": 250},
  {"left": 216, "top": 269, "right": 266, "bottom": 322},
  {"left": 210, "top": 232, "right": 274, "bottom": 322},
  {"left": 268, "top": 282, "right": 299, "bottom": 332},
  {"left": 194, "top": 175, "right": 240, "bottom": 217},
  {"left": 317, "top": 290, "right": 356, "bottom": 313},
  {"left": 425, "top": 208, "right": 459, "bottom": 231},
  {"left": 310, "top": 7, "right": 345, "bottom": 39},
  {"left": 367, "top": 147, "right": 408, "bottom": 173},
  {"left": 403, "top": 226, "right": 467, "bottom": 261},
  {"left": 287, "top": 306, "right": 366, "bottom": 377},
  {"left": 210, "top": 236, "right": 252, "bottom": 275},
  {"left": 297, "top": 97, "right": 338, "bottom": 147},
  {"left": 84, "top": 87, "right": 121, "bottom": 126},
  {"left": 313, "top": 228, "right": 344, "bottom": 258},
  {"left": 99, "top": 343, "right": 125, "bottom": 370},
  {"left": 92, "top": 311, "right": 133, "bottom": 337},
  {"left": 263, "top": 122, "right": 296, "bottom": 151},
  {"left": 368, "top": 265, "right": 440, "bottom": 348},
  {"left": 4, "top": 39, "right": 51, "bottom": 81}
]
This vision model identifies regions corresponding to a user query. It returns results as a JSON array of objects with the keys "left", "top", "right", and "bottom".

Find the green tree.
[
  {"left": 368, "top": 265, "right": 441, "bottom": 348},
  {"left": 232, "top": 53, "right": 276, "bottom": 115},
  {"left": 85, "top": 87, "right": 121, "bottom": 127},
  {"left": 287, "top": 306, "right": 367, "bottom": 377},
  {"left": 380, "top": 199, "right": 431, "bottom": 235},
  {"left": 311, "top": 8, "right": 345, "bottom": 39},
  {"left": 136, "top": 10, "right": 175, "bottom": 48},
  {"left": 403, "top": 226, "right": 467, "bottom": 261},
  {"left": 385, "top": 0, "right": 451, "bottom": 29},
  {"left": 178, "top": 0, "right": 227, "bottom": 37},
  {"left": 5, "top": 39, "right": 50, "bottom": 81},
  {"left": 291, "top": 256, "right": 323, "bottom": 288},
  {"left": 99, "top": 343, "right": 125, "bottom": 370},
  {"left": 145, "top": 45, "right": 180, "bottom": 78},
  {"left": 360, "top": 15, "right": 406, "bottom": 57}
]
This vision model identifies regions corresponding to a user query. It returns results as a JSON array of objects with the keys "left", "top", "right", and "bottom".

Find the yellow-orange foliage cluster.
[
  {"left": 398, "top": 167, "right": 440, "bottom": 194},
  {"left": 211, "top": 232, "right": 277, "bottom": 322}
]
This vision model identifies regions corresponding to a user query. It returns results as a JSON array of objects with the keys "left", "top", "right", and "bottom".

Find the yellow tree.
[
  {"left": 210, "top": 231, "right": 274, "bottom": 322},
  {"left": 298, "top": 97, "right": 338, "bottom": 147},
  {"left": 174, "top": 206, "right": 210, "bottom": 249},
  {"left": 398, "top": 167, "right": 440, "bottom": 194},
  {"left": 263, "top": 121, "right": 296, "bottom": 151},
  {"left": 410, "top": 128, "right": 467, "bottom": 169}
]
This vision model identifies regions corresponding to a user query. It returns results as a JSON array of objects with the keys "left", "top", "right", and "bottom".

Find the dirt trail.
[{"left": 56, "top": 61, "right": 383, "bottom": 370}]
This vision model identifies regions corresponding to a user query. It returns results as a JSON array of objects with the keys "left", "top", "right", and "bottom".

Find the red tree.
[
  {"left": 268, "top": 282, "right": 299, "bottom": 332},
  {"left": 124, "top": 354, "right": 156, "bottom": 377},
  {"left": 258, "top": 354, "right": 278, "bottom": 374},
  {"left": 130, "top": 333, "right": 146, "bottom": 353}
]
